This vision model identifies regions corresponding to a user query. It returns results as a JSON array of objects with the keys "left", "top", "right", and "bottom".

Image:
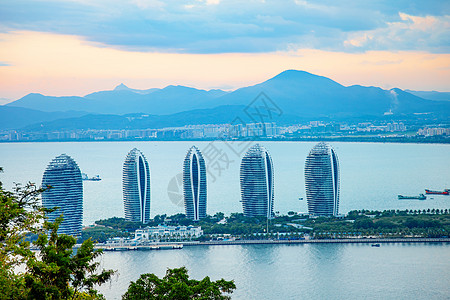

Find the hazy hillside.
[
  {"left": 405, "top": 90, "right": 450, "bottom": 102},
  {"left": 20, "top": 105, "right": 305, "bottom": 132},
  {"left": 6, "top": 93, "right": 91, "bottom": 113},
  {"left": 0, "top": 106, "right": 86, "bottom": 130},
  {"left": 217, "top": 70, "right": 449, "bottom": 117},
  {"left": 7, "top": 85, "right": 228, "bottom": 115},
  {"left": 4, "top": 70, "right": 450, "bottom": 131}
]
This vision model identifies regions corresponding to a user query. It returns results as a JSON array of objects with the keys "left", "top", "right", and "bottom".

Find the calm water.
[
  {"left": 1, "top": 141, "right": 449, "bottom": 299},
  {"left": 0, "top": 141, "right": 449, "bottom": 224},
  {"left": 96, "top": 243, "right": 450, "bottom": 300}
]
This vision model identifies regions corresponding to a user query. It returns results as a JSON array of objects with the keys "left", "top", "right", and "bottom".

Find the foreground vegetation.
[
  {"left": 0, "top": 172, "right": 115, "bottom": 299},
  {"left": 123, "top": 267, "right": 235, "bottom": 300},
  {"left": 1, "top": 169, "right": 234, "bottom": 299},
  {"left": 85, "top": 209, "right": 450, "bottom": 242}
]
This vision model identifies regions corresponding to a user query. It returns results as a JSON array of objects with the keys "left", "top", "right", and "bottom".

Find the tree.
[
  {"left": 0, "top": 179, "right": 47, "bottom": 298},
  {"left": 25, "top": 217, "right": 115, "bottom": 299},
  {"left": 213, "top": 212, "right": 225, "bottom": 221},
  {"left": 0, "top": 169, "right": 114, "bottom": 299},
  {"left": 353, "top": 218, "right": 373, "bottom": 229},
  {"left": 122, "top": 267, "right": 235, "bottom": 300}
]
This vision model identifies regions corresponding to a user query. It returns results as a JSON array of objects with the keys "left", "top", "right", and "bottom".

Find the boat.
[
  {"left": 88, "top": 175, "right": 101, "bottom": 181},
  {"left": 425, "top": 189, "right": 449, "bottom": 195},
  {"left": 371, "top": 244, "right": 380, "bottom": 247},
  {"left": 81, "top": 173, "right": 102, "bottom": 181},
  {"left": 398, "top": 194, "right": 426, "bottom": 200}
]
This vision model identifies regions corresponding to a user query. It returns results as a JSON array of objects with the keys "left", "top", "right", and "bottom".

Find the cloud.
[
  {"left": 1, "top": 31, "right": 449, "bottom": 101},
  {"left": 0, "top": 1, "right": 448, "bottom": 53},
  {"left": 361, "top": 59, "right": 403, "bottom": 66},
  {"left": 343, "top": 13, "right": 450, "bottom": 53},
  {"left": 130, "top": 0, "right": 165, "bottom": 9}
]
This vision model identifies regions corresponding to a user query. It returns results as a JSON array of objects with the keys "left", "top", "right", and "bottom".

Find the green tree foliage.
[
  {"left": 0, "top": 179, "right": 47, "bottom": 298},
  {"left": 404, "top": 218, "right": 440, "bottom": 229},
  {"left": 25, "top": 218, "right": 115, "bottom": 299},
  {"left": 0, "top": 169, "right": 115, "bottom": 299},
  {"left": 81, "top": 226, "right": 125, "bottom": 243},
  {"left": 122, "top": 267, "right": 235, "bottom": 300},
  {"left": 353, "top": 218, "right": 374, "bottom": 229},
  {"left": 213, "top": 212, "right": 225, "bottom": 221},
  {"left": 95, "top": 217, "right": 142, "bottom": 232}
]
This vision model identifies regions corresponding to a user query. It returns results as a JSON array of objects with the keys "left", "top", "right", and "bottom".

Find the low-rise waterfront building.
[{"left": 134, "top": 225, "right": 203, "bottom": 241}]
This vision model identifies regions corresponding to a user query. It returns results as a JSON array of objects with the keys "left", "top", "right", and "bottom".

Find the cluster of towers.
[{"left": 41, "top": 142, "right": 340, "bottom": 236}]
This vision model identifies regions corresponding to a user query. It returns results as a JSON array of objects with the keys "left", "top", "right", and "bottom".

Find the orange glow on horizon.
[{"left": 0, "top": 31, "right": 449, "bottom": 101}]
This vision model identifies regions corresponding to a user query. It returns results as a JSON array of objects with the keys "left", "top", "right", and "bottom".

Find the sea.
[{"left": 0, "top": 141, "right": 449, "bottom": 299}]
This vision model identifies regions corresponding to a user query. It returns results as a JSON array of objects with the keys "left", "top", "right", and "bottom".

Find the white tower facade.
[
  {"left": 305, "top": 142, "right": 340, "bottom": 216},
  {"left": 123, "top": 148, "right": 151, "bottom": 223}
]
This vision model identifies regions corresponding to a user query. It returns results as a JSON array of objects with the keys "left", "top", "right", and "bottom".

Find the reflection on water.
[{"left": 97, "top": 243, "right": 450, "bottom": 300}]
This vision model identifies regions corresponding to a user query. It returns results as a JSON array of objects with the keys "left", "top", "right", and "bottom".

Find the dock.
[{"left": 97, "top": 244, "right": 183, "bottom": 251}]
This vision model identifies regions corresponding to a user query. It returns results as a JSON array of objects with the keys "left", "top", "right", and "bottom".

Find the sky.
[{"left": 0, "top": 0, "right": 449, "bottom": 103}]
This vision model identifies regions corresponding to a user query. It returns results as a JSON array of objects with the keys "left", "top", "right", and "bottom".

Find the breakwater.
[{"left": 183, "top": 237, "right": 450, "bottom": 246}]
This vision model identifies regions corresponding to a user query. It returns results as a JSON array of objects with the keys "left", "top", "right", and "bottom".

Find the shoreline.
[
  {"left": 183, "top": 237, "right": 450, "bottom": 246},
  {"left": 1, "top": 137, "right": 449, "bottom": 145},
  {"left": 94, "top": 238, "right": 450, "bottom": 251}
]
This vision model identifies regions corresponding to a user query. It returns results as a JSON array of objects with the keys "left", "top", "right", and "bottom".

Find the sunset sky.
[{"left": 0, "top": 0, "right": 449, "bottom": 103}]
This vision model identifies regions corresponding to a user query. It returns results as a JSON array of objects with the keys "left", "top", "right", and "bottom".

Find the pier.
[
  {"left": 96, "top": 244, "right": 183, "bottom": 251},
  {"left": 94, "top": 238, "right": 450, "bottom": 251}
]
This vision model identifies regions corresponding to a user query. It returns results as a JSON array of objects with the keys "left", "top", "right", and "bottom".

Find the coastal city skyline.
[
  {"left": 40, "top": 142, "right": 340, "bottom": 227},
  {"left": 0, "top": 1, "right": 448, "bottom": 298}
]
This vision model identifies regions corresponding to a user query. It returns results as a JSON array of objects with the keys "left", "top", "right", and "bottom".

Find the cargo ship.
[
  {"left": 398, "top": 194, "right": 426, "bottom": 200},
  {"left": 425, "top": 189, "right": 449, "bottom": 195}
]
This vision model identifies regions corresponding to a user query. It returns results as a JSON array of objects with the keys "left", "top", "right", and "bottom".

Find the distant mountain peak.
[
  {"left": 277, "top": 69, "right": 312, "bottom": 76},
  {"left": 25, "top": 92, "right": 44, "bottom": 97},
  {"left": 261, "top": 69, "right": 343, "bottom": 89},
  {"left": 114, "top": 83, "right": 129, "bottom": 91},
  {"left": 111, "top": 83, "right": 159, "bottom": 95},
  {"left": 5, "top": 69, "right": 449, "bottom": 119}
]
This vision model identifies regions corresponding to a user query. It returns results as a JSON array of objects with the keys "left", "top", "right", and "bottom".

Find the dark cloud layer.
[{"left": 0, "top": 0, "right": 448, "bottom": 53}]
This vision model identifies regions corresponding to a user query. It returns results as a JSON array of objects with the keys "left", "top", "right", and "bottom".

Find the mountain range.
[{"left": 2, "top": 70, "right": 449, "bottom": 131}]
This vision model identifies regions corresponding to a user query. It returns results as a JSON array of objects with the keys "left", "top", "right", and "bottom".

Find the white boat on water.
[{"left": 81, "top": 173, "right": 102, "bottom": 181}]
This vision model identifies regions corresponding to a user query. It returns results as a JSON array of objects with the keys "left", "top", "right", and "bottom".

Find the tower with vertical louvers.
[
  {"left": 42, "top": 154, "right": 83, "bottom": 237},
  {"left": 305, "top": 142, "right": 339, "bottom": 216},
  {"left": 240, "top": 144, "right": 274, "bottom": 218},
  {"left": 183, "top": 146, "right": 207, "bottom": 221},
  {"left": 123, "top": 148, "right": 150, "bottom": 223}
]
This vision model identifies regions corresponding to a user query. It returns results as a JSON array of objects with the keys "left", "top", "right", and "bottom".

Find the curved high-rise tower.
[
  {"left": 183, "top": 146, "right": 207, "bottom": 221},
  {"left": 240, "top": 144, "right": 274, "bottom": 218},
  {"left": 305, "top": 142, "right": 339, "bottom": 216},
  {"left": 42, "top": 154, "right": 83, "bottom": 237},
  {"left": 123, "top": 148, "right": 151, "bottom": 223}
]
